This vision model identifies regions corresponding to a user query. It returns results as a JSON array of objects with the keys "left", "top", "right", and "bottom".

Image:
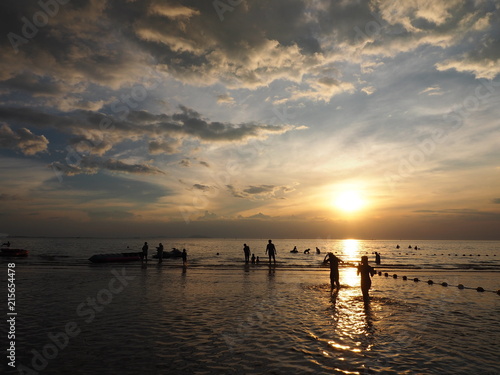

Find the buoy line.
[{"left": 376, "top": 271, "right": 499, "bottom": 295}]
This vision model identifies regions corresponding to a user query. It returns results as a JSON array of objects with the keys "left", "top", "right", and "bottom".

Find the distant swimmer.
[
  {"left": 414, "top": 246, "right": 418, "bottom": 250},
  {"left": 290, "top": 246, "right": 298, "bottom": 253},
  {"left": 251, "top": 253, "right": 256, "bottom": 264},
  {"left": 304, "top": 248, "right": 310, "bottom": 254},
  {"left": 243, "top": 243, "right": 251, "bottom": 263},
  {"left": 2, "top": 241, "right": 10, "bottom": 247},
  {"left": 265, "top": 240, "right": 277, "bottom": 265},
  {"left": 324, "top": 252, "right": 343, "bottom": 291},
  {"left": 316, "top": 247, "right": 321, "bottom": 254},
  {"left": 375, "top": 252, "right": 381, "bottom": 265},
  {"left": 408, "top": 245, "right": 412, "bottom": 249},
  {"left": 256, "top": 256, "right": 260, "bottom": 264},
  {"left": 396, "top": 244, "right": 400, "bottom": 249},
  {"left": 357, "top": 256, "right": 375, "bottom": 302}
]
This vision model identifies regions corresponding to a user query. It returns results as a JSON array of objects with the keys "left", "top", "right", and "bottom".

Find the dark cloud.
[
  {"left": 0, "top": 106, "right": 297, "bottom": 160},
  {"left": 192, "top": 184, "right": 211, "bottom": 192},
  {"left": 0, "top": 123, "right": 48, "bottom": 155},
  {"left": 50, "top": 156, "right": 164, "bottom": 176},
  {"left": 243, "top": 185, "right": 276, "bottom": 195},
  {"left": 228, "top": 184, "right": 296, "bottom": 200}
]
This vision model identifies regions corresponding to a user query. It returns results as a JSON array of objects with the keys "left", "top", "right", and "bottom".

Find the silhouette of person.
[
  {"left": 316, "top": 247, "right": 321, "bottom": 254},
  {"left": 182, "top": 249, "right": 187, "bottom": 266},
  {"left": 304, "top": 248, "right": 310, "bottom": 254},
  {"left": 142, "top": 242, "right": 148, "bottom": 262},
  {"left": 256, "top": 256, "right": 260, "bottom": 264},
  {"left": 243, "top": 243, "right": 251, "bottom": 263},
  {"left": 157, "top": 243, "right": 164, "bottom": 263},
  {"left": 324, "top": 252, "right": 342, "bottom": 291},
  {"left": 2, "top": 241, "right": 10, "bottom": 247},
  {"left": 266, "top": 240, "right": 276, "bottom": 265},
  {"left": 251, "top": 253, "right": 256, "bottom": 264},
  {"left": 357, "top": 256, "right": 375, "bottom": 302},
  {"left": 375, "top": 252, "right": 381, "bottom": 265}
]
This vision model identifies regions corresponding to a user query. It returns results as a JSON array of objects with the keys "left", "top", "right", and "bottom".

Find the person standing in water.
[
  {"left": 141, "top": 242, "right": 148, "bottom": 262},
  {"left": 182, "top": 249, "right": 187, "bottom": 267},
  {"left": 243, "top": 243, "right": 251, "bottom": 263},
  {"left": 157, "top": 243, "right": 164, "bottom": 263},
  {"left": 323, "top": 252, "right": 343, "bottom": 291},
  {"left": 265, "top": 239, "right": 277, "bottom": 265},
  {"left": 357, "top": 256, "right": 375, "bottom": 302},
  {"left": 375, "top": 252, "right": 381, "bottom": 265}
]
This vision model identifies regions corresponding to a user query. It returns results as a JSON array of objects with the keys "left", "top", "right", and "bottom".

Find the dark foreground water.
[{"left": 0, "top": 238, "right": 499, "bottom": 374}]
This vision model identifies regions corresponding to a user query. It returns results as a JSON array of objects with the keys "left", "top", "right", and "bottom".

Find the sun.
[{"left": 334, "top": 191, "right": 365, "bottom": 213}]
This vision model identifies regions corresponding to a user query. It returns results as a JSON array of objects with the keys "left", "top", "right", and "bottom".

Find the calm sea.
[{"left": 1, "top": 238, "right": 499, "bottom": 374}]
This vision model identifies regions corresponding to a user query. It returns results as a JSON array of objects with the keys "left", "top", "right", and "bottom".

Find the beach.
[{"left": 1, "top": 238, "right": 499, "bottom": 374}]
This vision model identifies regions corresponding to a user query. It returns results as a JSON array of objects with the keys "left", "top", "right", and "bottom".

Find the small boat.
[
  {"left": 0, "top": 248, "right": 29, "bottom": 257},
  {"left": 89, "top": 252, "right": 142, "bottom": 263},
  {"left": 153, "top": 248, "right": 183, "bottom": 259}
]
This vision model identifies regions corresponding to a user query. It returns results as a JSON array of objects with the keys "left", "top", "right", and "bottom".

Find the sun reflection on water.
[{"left": 340, "top": 239, "right": 362, "bottom": 263}]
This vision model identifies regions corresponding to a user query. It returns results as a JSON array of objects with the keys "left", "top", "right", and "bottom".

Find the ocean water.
[{"left": 1, "top": 238, "right": 499, "bottom": 374}]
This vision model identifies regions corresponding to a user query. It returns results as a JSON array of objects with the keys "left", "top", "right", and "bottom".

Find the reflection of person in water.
[
  {"left": 357, "top": 256, "right": 375, "bottom": 302},
  {"left": 323, "top": 252, "right": 343, "bottom": 291}
]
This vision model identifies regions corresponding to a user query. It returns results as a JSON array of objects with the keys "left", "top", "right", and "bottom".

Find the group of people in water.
[
  {"left": 323, "top": 252, "right": 376, "bottom": 301},
  {"left": 141, "top": 241, "right": 187, "bottom": 266},
  {"left": 243, "top": 239, "right": 277, "bottom": 265},
  {"left": 243, "top": 240, "right": 379, "bottom": 301}
]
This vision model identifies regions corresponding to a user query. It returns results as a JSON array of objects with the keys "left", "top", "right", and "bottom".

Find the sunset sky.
[{"left": 1, "top": 0, "right": 499, "bottom": 239}]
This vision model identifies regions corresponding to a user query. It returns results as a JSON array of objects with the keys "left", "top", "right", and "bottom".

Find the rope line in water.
[{"left": 376, "top": 270, "right": 500, "bottom": 295}]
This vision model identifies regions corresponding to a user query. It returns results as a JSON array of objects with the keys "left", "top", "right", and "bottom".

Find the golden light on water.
[{"left": 341, "top": 239, "right": 360, "bottom": 257}]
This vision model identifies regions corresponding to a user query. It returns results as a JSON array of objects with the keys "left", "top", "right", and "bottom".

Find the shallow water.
[{"left": 1, "top": 238, "right": 499, "bottom": 374}]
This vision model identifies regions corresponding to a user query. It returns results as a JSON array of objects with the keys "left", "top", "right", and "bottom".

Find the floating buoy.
[
  {"left": 414, "top": 278, "right": 419, "bottom": 282},
  {"left": 393, "top": 274, "right": 397, "bottom": 279},
  {"left": 402, "top": 276, "right": 407, "bottom": 280},
  {"left": 441, "top": 282, "right": 448, "bottom": 287},
  {"left": 427, "top": 280, "right": 434, "bottom": 285},
  {"left": 458, "top": 284, "right": 464, "bottom": 289},
  {"left": 476, "top": 287, "right": 485, "bottom": 292},
  {"left": 384, "top": 273, "right": 389, "bottom": 277},
  {"left": 378, "top": 271, "right": 382, "bottom": 276}
]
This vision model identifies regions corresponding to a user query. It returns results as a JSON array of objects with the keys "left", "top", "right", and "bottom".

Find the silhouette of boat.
[
  {"left": 153, "top": 248, "right": 183, "bottom": 259},
  {"left": 0, "top": 248, "right": 29, "bottom": 257},
  {"left": 89, "top": 252, "right": 142, "bottom": 263}
]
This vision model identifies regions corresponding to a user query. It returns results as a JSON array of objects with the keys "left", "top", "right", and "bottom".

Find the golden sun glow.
[{"left": 334, "top": 191, "right": 365, "bottom": 213}]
